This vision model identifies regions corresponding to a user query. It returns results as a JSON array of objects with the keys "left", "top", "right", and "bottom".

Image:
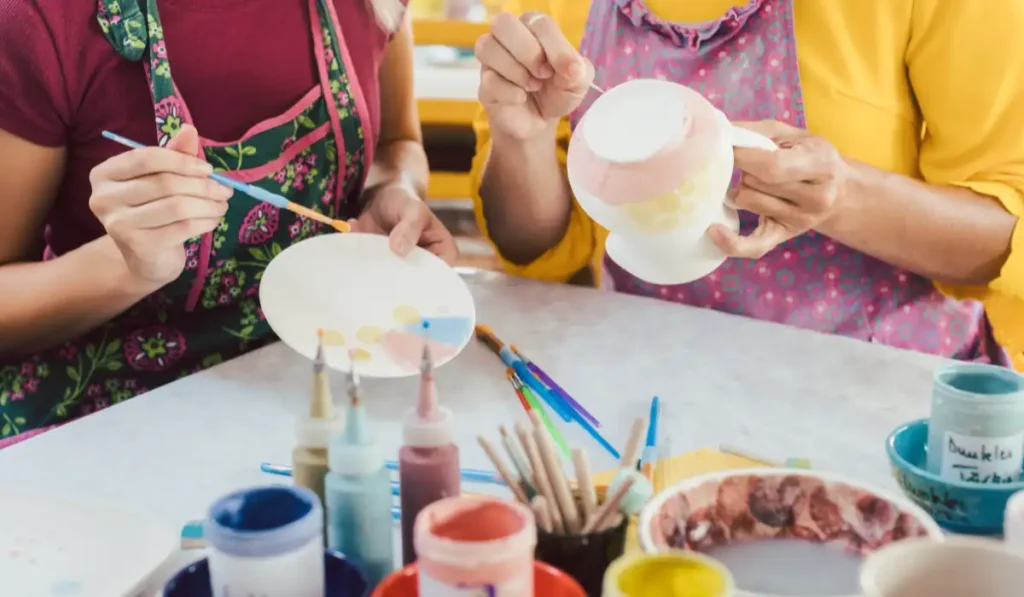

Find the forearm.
[
  {"left": 364, "top": 139, "right": 429, "bottom": 199},
  {"left": 480, "top": 127, "right": 573, "bottom": 265},
  {"left": 0, "top": 235, "right": 161, "bottom": 357},
  {"left": 816, "top": 161, "right": 1017, "bottom": 287}
]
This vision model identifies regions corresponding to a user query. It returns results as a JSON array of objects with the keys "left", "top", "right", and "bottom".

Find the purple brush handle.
[{"left": 526, "top": 362, "right": 601, "bottom": 428}]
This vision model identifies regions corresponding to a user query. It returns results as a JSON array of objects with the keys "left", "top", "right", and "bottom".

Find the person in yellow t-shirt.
[{"left": 469, "top": 0, "right": 1024, "bottom": 369}]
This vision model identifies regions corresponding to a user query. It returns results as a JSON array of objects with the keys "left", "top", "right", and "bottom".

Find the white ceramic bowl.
[{"left": 639, "top": 469, "right": 944, "bottom": 597}]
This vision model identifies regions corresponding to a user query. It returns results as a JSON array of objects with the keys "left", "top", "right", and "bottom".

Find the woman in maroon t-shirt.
[{"left": 0, "top": 0, "right": 456, "bottom": 445}]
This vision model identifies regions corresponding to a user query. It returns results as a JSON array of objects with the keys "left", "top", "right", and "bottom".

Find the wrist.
[
  {"left": 95, "top": 236, "right": 168, "bottom": 297},
  {"left": 490, "top": 119, "right": 560, "bottom": 148},
  {"left": 816, "top": 159, "right": 867, "bottom": 239}
]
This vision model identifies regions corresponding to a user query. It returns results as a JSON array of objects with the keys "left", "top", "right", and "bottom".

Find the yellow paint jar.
[{"left": 602, "top": 551, "right": 734, "bottom": 597}]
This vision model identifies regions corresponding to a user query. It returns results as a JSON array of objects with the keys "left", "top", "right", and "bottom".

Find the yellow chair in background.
[{"left": 411, "top": 18, "right": 487, "bottom": 201}]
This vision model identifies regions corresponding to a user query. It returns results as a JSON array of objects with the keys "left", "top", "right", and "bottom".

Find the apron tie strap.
[{"left": 97, "top": 0, "right": 148, "bottom": 62}]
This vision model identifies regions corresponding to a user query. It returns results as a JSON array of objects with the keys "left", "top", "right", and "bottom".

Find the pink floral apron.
[
  {"left": 0, "top": 0, "right": 382, "bottom": 446},
  {"left": 574, "top": 0, "right": 1009, "bottom": 365}
]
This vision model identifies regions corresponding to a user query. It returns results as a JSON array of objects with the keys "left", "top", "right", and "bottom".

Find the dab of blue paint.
[
  {"left": 50, "top": 580, "right": 83, "bottom": 596},
  {"left": 403, "top": 316, "right": 472, "bottom": 346}
]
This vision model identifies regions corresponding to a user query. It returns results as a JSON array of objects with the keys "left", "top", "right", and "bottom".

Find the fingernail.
[
  {"left": 218, "top": 185, "right": 234, "bottom": 198},
  {"left": 568, "top": 61, "right": 582, "bottom": 78},
  {"left": 196, "top": 162, "right": 214, "bottom": 175},
  {"left": 527, "top": 78, "right": 542, "bottom": 92},
  {"left": 392, "top": 237, "right": 410, "bottom": 254},
  {"left": 539, "top": 64, "right": 554, "bottom": 78}
]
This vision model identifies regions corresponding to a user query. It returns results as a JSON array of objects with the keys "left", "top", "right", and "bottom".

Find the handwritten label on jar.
[
  {"left": 419, "top": 570, "right": 530, "bottom": 596},
  {"left": 941, "top": 431, "right": 1024, "bottom": 484}
]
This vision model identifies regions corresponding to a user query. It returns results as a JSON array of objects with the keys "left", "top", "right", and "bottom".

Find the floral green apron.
[{"left": 0, "top": 0, "right": 373, "bottom": 446}]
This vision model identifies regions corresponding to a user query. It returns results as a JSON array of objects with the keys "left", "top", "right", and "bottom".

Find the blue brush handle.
[
  {"left": 498, "top": 347, "right": 572, "bottom": 422},
  {"left": 101, "top": 130, "right": 290, "bottom": 209},
  {"left": 646, "top": 396, "right": 661, "bottom": 448}
]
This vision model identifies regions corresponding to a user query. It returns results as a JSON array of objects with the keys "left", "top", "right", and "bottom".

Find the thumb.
[
  {"left": 387, "top": 202, "right": 427, "bottom": 256},
  {"left": 166, "top": 124, "right": 201, "bottom": 156}
]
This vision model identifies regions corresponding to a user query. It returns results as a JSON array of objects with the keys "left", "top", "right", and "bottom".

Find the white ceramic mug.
[
  {"left": 860, "top": 537, "right": 1024, "bottom": 597},
  {"left": 567, "top": 79, "right": 776, "bottom": 285}
]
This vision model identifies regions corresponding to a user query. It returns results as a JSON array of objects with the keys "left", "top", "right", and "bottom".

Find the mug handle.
[{"left": 731, "top": 125, "right": 778, "bottom": 151}]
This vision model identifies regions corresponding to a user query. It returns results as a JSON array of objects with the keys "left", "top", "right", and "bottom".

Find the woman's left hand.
[
  {"left": 707, "top": 120, "right": 850, "bottom": 259},
  {"left": 350, "top": 181, "right": 458, "bottom": 265}
]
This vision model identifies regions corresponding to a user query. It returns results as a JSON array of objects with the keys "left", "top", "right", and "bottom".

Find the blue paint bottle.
[{"left": 324, "top": 360, "right": 395, "bottom": 590}]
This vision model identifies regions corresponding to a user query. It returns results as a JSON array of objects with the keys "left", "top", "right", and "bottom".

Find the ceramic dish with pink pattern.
[{"left": 638, "top": 469, "right": 943, "bottom": 597}]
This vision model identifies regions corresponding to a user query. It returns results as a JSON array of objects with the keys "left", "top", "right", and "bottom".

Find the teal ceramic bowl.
[{"left": 887, "top": 418, "right": 1024, "bottom": 534}]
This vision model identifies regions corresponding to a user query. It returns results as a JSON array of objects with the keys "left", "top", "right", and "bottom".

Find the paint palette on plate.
[
  {"left": 260, "top": 233, "right": 476, "bottom": 378},
  {"left": 0, "top": 490, "right": 178, "bottom": 597}
]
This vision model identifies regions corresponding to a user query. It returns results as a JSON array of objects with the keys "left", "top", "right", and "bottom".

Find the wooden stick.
[
  {"left": 515, "top": 423, "right": 565, "bottom": 533},
  {"left": 530, "top": 411, "right": 580, "bottom": 533},
  {"left": 571, "top": 448, "right": 598, "bottom": 525},
  {"left": 499, "top": 425, "right": 535, "bottom": 489},
  {"left": 619, "top": 417, "right": 647, "bottom": 468},
  {"left": 581, "top": 476, "right": 635, "bottom": 534},
  {"left": 719, "top": 443, "right": 781, "bottom": 466},
  {"left": 477, "top": 436, "right": 530, "bottom": 504},
  {"left": 531, "top": 495, "right": 553, "bottom": 533},
  {"left": 598, "top": 513, "right": 624, "bottom": 533}
]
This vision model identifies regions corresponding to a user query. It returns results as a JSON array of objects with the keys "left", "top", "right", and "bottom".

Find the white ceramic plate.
[
  {"left": 0, "top": 490, "right": 177, "bottom": 597},
  {"left": 260, "top": 233, "right": 476, "bottom": 378}
]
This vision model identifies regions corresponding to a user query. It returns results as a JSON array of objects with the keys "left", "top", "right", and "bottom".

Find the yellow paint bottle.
[{"left": 602, "top": 551, "right": 734, "bottom": 597}]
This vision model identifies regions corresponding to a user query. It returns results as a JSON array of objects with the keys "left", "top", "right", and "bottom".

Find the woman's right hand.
[
  {"left": 475, "top": 11, "right": 594, "bottom": 141},
  {"left": 88, "top": 124, "right": 232, "bottom": 286}
]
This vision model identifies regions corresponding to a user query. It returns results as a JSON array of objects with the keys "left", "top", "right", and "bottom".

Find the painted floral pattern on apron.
[
  {"left": 573, "top": 0, "right": 1008, "bottom": 365},
  {"left": 0, "top": 0, "right": 381, "bottom": 445}
]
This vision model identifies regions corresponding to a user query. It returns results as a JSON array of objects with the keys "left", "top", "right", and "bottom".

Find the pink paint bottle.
[
  {"left": 414, "top": 495, "right": 537, "bottom": 596},
  {"left": 399, "top": 343, "right": 461, "bottom": 564}
]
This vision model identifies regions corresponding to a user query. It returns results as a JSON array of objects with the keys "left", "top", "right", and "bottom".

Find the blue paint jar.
[
  {"left": 926, "top": 363, "right": 1024, "bottom": 485},
  {"left": 205, "top": 485, "right": 325, "bottom": 597}
]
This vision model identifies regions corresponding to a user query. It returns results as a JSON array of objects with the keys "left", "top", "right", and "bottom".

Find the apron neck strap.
[{"left": 97, "top": 0, "right": 150, "bottom": 62}]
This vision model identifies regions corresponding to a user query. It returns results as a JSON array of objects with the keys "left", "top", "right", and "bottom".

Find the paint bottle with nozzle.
[
  {"left": 399, "top": 342, "right": 461, "bottom": 565},
  {"left": 415, "top": 495, "right": 537, "bottom": 596},
  {"left": 324, "top": 359, "right": 395, "bottom": 590},
  {"left": 293, "top": 331, "right": 345, "bottom": 526}
]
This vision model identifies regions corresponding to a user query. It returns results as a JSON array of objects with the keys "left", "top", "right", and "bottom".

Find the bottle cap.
[
  {"left": 328, "top": 373, "right": 384, "bottom": 476},
  {"left": 402, "top": 405, "right": 455, "bottom": 447},
  {"left": 296, "top": 413, "right": 345, "bottom": 449}
]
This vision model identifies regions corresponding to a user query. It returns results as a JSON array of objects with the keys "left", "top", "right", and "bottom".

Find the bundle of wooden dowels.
[{"left": 478, "top": 412, "right": 649, "bottom": 535}]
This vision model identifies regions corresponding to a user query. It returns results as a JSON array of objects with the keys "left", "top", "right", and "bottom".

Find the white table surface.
[
  {"left": 0, "top": 269, "right": 943, "bottom": 591},
  {"left": 0, "top": 269, "right": 940, "bottom": 519}
]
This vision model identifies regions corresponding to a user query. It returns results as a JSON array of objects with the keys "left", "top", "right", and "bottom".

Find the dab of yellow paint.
[
  {"left": 320, "top": 330, "right": 346, "bottom": 346},
  {"left": 609, "top": 554, "right": 728, "bottom": 597},
  {"left": 626, "top": 189, "right": 695, "bottom": 234},
  {"left": 349, "top": 348, "right": 372, "bottom": 361},
  {"left": 392, "top": 305, "right": 421, "bottom": 326},
  {"left": 355, "top": 326, "right": 384, "bottom": 344}
]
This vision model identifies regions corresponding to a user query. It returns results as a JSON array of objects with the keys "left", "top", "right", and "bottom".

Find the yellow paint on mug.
[{"left": 603, "top": 552, "right": 732, "bottom": 597}]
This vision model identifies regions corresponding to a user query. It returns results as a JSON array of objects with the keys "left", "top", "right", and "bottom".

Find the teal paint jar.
[{"left": 926, "top": 363, "right": 1024, "bottom": 485}]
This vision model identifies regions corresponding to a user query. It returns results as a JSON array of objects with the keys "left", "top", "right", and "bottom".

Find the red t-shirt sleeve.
[{"left": 0, "top": 0, "right": 70, "bottom": 147}]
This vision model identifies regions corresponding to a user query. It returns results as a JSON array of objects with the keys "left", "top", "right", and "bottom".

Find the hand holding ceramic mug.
[
  {"left": 708, "top": 120, "right": 849, "bottom": 259},
  {"left": 475, "top": 11, "right": 594, "bottom": 141}
]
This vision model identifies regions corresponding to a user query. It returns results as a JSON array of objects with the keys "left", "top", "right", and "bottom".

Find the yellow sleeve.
[
  {"left": 908, "top": 0, "right": 1024, "bottom": 300},
  {"left": 468, "top": 0, "right": 598, "bottom": 283}
]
